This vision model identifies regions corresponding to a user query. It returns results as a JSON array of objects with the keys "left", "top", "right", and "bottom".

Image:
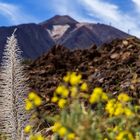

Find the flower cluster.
[
  {"left": 52, "top": 122, "right": 76, "bottom": 140},
  {"left": 105, "top": 93, "right": 133, "bottom": 116},
  {"left": 24, "top": 92, "right": 44, "bottom": 140},
  {"left": 63, "top": 72, "right": 82, "bottom": 85},
  {"left": 89, "top": 87, "right": 108, "bottom": 104},
  {"left": 24, "top": 72, "right": 140, "bottom": 140},
  {"left": 51, "top": 72, "right": 88, "bottom": 108},
  {"left": 25, "top": 91, "right": 42, "bottom": 111},
  {"left": 24, "top": 124, "right": 45, "bottom": 140}
]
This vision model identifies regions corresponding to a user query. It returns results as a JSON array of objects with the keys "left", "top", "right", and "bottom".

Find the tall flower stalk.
[{"left": 0, "top": 30, "right": 29, "bottom": 140}]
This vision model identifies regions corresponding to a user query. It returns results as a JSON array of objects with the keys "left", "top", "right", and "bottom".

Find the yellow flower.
[
  {"left": 67, "top": 133, "right": 76, "bottom": 140},
  {"left": 24, "top": 125, "right": 32, "bottom": 133},
  {"left": 89, "top": 93, "right": 100, "bottom": 104},
  {"left": 101, "top": 92, "right": 108, "bottom": 101},
  {"left": 52, "top": 122, "right": 61, "bottom": 132},
  {"left": 116, "top": 131, "right": 134, "bottom": 140},
  {"left": 58, "top": 99, "right": 67, "bottom": 108},
  {"left": 118, "top": 93, "right": 131, "bottom": 102},
  {"left": 69, "top": 72, "right": 82, "bottom": 85},
  {"left": 124, "top": 108, "right": 134, "bottom": 116},
  {"left": 56, "top": 85, "right": 65, "bottom": 94},
  {"left": 25, "top": 99, "right": 33, "bottom": 111},
  {"left": 93, "top": 87, "right": 103, "bottom": 95},
  {"left": 63, "top": 72, "right": 71, "bottom": 83},
  {"left": 28, "top": 92, "right": 37, "bottom": 100},
  {"left": 62, "top": 88, "right": 69, "bottom": 97},
  {"left": 58, "top": 127, "right": 67, "bottom": 137},
  {"left": 70, "top": 86, "right": 78, "bottom": 97},
  {"left": 51, "top": 96, "right": 59, "bottom": 103},
  {"left": 105, "top": 99, "right": 116, "bottom": 116},
  {"left": 80, "top": 82, "right": 88, "bottom": 91},
  {"left": 114, "top": 103, "right": 124, "bottom": 116},
  {"left": 34, "top": 96, "right": 42, "bottom": 106},
  {"left": 89, "top": 87, "right": 106, "bottom": 104}
]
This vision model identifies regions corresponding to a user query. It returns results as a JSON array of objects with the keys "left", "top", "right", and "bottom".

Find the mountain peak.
[{"left": 40, "top": 15, "right": 79, "bottom": 26}]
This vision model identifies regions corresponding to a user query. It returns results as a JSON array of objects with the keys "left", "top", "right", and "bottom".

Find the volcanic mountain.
[
  {"left": 0, "top": 15, "right": 131, "bottom": 60},
  {"left": 40, "top": 15, "right": 130, "bottom": 48}
]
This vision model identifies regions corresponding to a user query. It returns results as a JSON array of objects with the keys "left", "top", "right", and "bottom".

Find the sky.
[{"left": 0, "top": 0, "right": 140, "bottom": 37}]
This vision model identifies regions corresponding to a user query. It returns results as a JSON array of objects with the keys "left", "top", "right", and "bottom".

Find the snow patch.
[{"left": 47, "top": 24, "right": 70, "bottom": 41}]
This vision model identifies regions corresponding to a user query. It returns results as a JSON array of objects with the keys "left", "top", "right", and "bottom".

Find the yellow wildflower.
[
  {"left": 28, "top": 92, "right": 37, "bottom": 101},
  {"left": 124, "top": 108, "right": 134, "bottom": 116},
  {"left": 24, "top": 125, "right": 32, "bottom": 133},
  {"left": 51, "top": 96, "right": 59, "bottom": 103},
  {"left": 62, "top": 88, "right": 69, "bottom": 97},
  {"left": 56, "top": 85, "right": 65, "bottom": 94},
  {"left": 63, "top": 72, "right": 70, "bottom": 83},
  {"left": 34, "top": 96, "right": 42, "bottom": 106},
  {"left": 69, "top": 72, "right": 82, "bottom": 85},
  {"left": 93, "top": 87, "right": 103, "bottom": 95},
  {"left": 55, "top": 85, "right": 69, "bottom": 97},
  {"left": 105, "top": 99, "right": 116, "bottom": 116},
  {"left": 58, "top": 99, "right": 67, "bottom": 108},
  {"left": 101, "top": 92, "right": 108, "bottom": 101},
  {"left": 89, "top": 93, "right": 100, "bottom": 104},
  {"left": 25, "top": 99, "right": 33, "bottom": 111},
  {"left": 116, "top": 131, "right": 134, "bottom": 140},
  {"left": 118, "top": 93, "right": 131, "bottom": 102},
  {"left": 58, "top": 127, "right": 67, "bottom": 137},
  {"left": 80, "top": 82, "right": 88, "bottom": 91},
  {"left": 52, "top": 122, "right": 61, "bottom": 132},
  {"left": 67, "top": 133, "right": 76, "bottom": 140},
  {"left": 89, "top": 87, "right": 107, "bottom": 104},
  {"left": 114, "top": 102, "right": 124, "bottom": 116},
  {"left": 70, "top": 86, "right": 78, "bottom": 97}
]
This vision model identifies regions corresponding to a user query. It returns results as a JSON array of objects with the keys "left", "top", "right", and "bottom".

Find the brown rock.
[{"left": 110, "top": 53, "right": 120, "bottom": 59}]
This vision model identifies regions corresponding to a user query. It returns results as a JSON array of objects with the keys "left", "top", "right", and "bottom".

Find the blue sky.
[{"left": 0, "top": 0, "right": 140, "bottom": 37}]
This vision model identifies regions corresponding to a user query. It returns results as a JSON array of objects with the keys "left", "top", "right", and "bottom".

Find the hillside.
[
  {"left": 27, "top": 37, "right": 140, "bottom": 100},
  {"left": 0, "top": 23, "right": 55, "bottom": 60}
]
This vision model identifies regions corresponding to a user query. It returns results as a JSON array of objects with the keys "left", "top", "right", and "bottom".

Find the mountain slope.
[
  {"left": 61, "top": 26, "right": 101, "bottom": 49},
  {"left": 0, "top": 23, "right": 55, "bottom": 60},
  {"left": 41, "top": 15, "right": 130, "bottom": 48}
]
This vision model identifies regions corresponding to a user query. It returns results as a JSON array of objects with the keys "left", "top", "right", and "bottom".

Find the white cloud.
[
  {"left": 47, "top": 0, "right": 140, "bottom": 37},
  {"left": 132, "top": 0, "right": 140, "bottom": 7},
  {"left": 0, "top": 2, "right": 38, "bottom": 25},
  {"left": 78, "top": 0, "right": 140, "bottom": 37},
  {"left": 131, "top": 0, "right": 140, "bottom": 13}
]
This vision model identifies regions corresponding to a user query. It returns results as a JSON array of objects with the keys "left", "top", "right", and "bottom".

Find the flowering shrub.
[{"left": 25, "top": 72, "right": 140, "bottom": 140}]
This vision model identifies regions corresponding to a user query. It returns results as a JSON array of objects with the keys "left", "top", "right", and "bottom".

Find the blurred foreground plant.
[{"left": 25, "top": 72, "right": 140, "bottom": 140}]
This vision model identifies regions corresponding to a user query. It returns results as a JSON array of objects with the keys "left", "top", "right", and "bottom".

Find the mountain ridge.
[{"left": 0, "top": 15, "right": 131, "bottom": 60}]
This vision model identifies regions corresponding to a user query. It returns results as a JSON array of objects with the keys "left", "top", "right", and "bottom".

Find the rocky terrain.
[
  {"left": 0, "top": 15, "right": 130, "bottom": 60},
  {"left": 27, "top": 37, "right": 140, "bottom": 102}
]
